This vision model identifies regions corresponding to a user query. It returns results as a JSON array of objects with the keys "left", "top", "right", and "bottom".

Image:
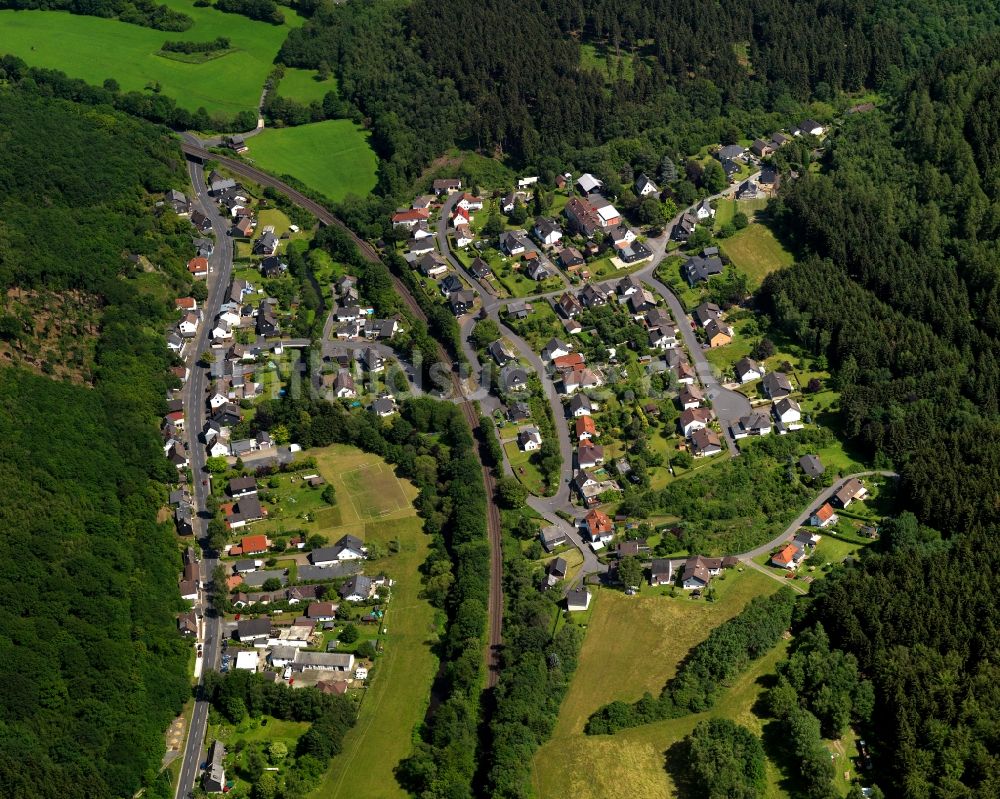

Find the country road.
[{"left": 179, "top": 140, "right": 506, "bottom": 688}]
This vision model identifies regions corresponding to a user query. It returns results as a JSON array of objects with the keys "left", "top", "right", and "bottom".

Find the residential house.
[
  {"left": 627, "top": 290, "right": 657, "bottom": 317},
  {"left": 203, "top": 741, "right": 227, "bottom": 793},
  {"left": 260, "top": 255, "right": 287, "bottom": 278},
  {"left": 736, "top": 179, "right": 760, "bottom": 200},
  {"left": 799, "top": 454, "right": 825, "bottom": 479},
  {"left": 506, "top": 299, "right": 533, "bottom": 320},
  {"left": 834, "top": 478, "right": 867, "bottom": 508},
  {"left": 583, "top": 509, "right": 614, "bottom": 544},
  {"left": 564, "top": 196, "right": 601, "bottom": 237},
  {"left": 540, "top": 525, "right": 568, "bottom": 552},
  {"left": 650, "top": 558, "right": 675, "bottom": 586},
  {"left": 332, "top": 370, "right": 356, "bottom": 399},
  {"left": 227, "top": 476, "right": 258, "bottom": 498},
  {"left": 761, "top": 371, "right": 793, "bottom": 400},
  {"left": 771, "top": 132, "right": 792, "bottom": 147},
  {"left": 453, "top": 226, "right": 474, "bottom": 248},
  {"left": 695, "top": 199, "right": 715, "bottom": 221},
  {"left": 500, "top": 230, "right": 536, "bottom": 259},
  {"left": 811, "top": 502, "right": 838, "bottom": 527},
  {"left": 678, "top": 384, "right": 704, "bottom": 410},
  {"left": 682, "top": 555, "right": 724, "bottom": 590},
  {"left": 234, "top": 217, "right": 254, "bottom": 238},
  {"left": 411, "top": 194, "right": 435, "bottom": 211},
  {"left": 469, "top": 257, "right": 492, "bottom": 279},
  {"left": 575, "top": 415, "right": 598, "bottom": 440},
  {"left": 187, "top": 257, "right": 209, "bottom": 279},
  {"left": 591, "top": 197, "right": 622, "bottom": 229},
  {"left": 338, "top": 575, "right": 375, "bottom": 602},
  {"left": 542, "top": 337, "right": 573, "bottom": 361},
  {"left": 235, "top": 617, "right": 272, "bottom": 645},
  {"left": 191, "top": 211, "right": 213, "bottom": 234},
  {"left": 307, "top": 602, "right": 338, "bottom": 622},
  {"left": 750, "top": 139, "right": 774, "bottom": 158},
  {"left": 561, "top": 367, "right": 602, "bottom": 394},
  {"left": 673, "top": 211, "right": 698, "bottom": 241},
  {"left": 617, "top": 275, "right": 643, "bottom": 297},
  {"left": 634, "top": 173, "right": 659, "bottom": 197},
  {"left": 440, "top": 274, "right": 463, "bottom": 297},
  {"left": 372, "top": 396, "right": 397, "bottom": 417},
  {"left": 455, "top": 192, "right": 484, "bottom": 212},
  {"left": 552, "top": 352, "right": 585, "bottom": 372},
  {"left": 579, "top": 283, "right": 609, "bottom": 308},
  {"left": 679, "top": 407, "right": 714, "bottom": 437},
  {"left": 693, "top": 301, "right": 722, "bottom": 327},
  {"left": 506, "top": 401, "right": 531, "bottom": 422},
  {"left": 363, "top": 347, "right": 385, "bottom": 373},
  {"left": 691, "top": 428, "right": 723, "bottom": 457},
  {"left": 577, "top": 441, "right": 605, "bottom": 469},
  {"left": 648, "top": 325, "right": 677, "bottom": 351},
  {"left": 518, "top": 428, "right": 542, "bottom": 452},
  {"left": 717, "top": 144, "right": 746, "bottom": 161},
  {"left": 566, "top": 587, "right": 591, "bottom": 612},
  {"left": 432, "top": 178, "right": 462, "bottom": 195},
  {"left": 759, "top": 165, "right": 779, "bottom": 188},
  {"left": 533, "top": 217, "right": 563, "bottom": 246},
  {"left": 795, "top": 119, "right": 824, "bottom": 136},
  {"left": 682, "top": 253, "right": 725, "bottom": 286},
  {"left": 734, "top": 357, "right": 763, "bottom": 383},
  {"left": 391, "top": 208, "right": 430, "bottom": 229},
  {"left": 559, "top": 247, "right": 585, "bottom": 270},
  {"left": 705, "top": 319, "right": 734, "bottom": 347},
  {"left": 227, "top": 497, "right": 265, "bottom": 529},
  {"left": 178, "top": 610, "right": 198, "bottom": 637},
  {"left": 418, "top": 252, "right": 449, "bottom": 278},
  {"left": 525, "top": 258, "right": 552, "bottom": 281},
  {"left": 771, "top": 542, "right": 806, "bottom": 569},
  {"left": 773, "top": 397, "right": 802, "bottom": 425},
  {"left": 568, "top": 393, "right": 593, "bottom": 417},
  {"left": 489, "top": 339, "right": 518, "bottom": 366},
  {"left": 732, "top": 411, "right": 772, "bottom": 439},
  {"left": 500, "top": 365, "right": 529, "bottom": 393},
  {"left": 556, "top": 292, "right": 583, "bottom": 319},
  {"left": 544, "top": 557, "right": 568, "bottom": 589}
]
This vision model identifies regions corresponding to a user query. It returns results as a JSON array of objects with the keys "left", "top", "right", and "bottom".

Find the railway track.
[{"left": 180, "top": 142, "right": 504, "bottom": 686}]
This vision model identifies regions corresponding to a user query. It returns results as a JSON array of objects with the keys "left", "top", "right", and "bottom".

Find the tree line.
[
  {"left": 586, "top": 588, "right": 795, "bottom": 734},
  {"left": 0, "top": 0, "right": 193, "bottom": 30}
]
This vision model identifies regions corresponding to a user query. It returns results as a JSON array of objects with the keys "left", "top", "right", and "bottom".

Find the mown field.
[
  {"left": 720, "top": 222, "right": 794, "bottom": 287},
  {"left": 303, "top": 444, "right": 437, "bottom": 799},
  {"left": 531, "top": 569, "right": 789, "bottom": 799},
  {"left": 248, "top": 120, "right": 379, "bottom": 201},
  {"left": 0, "top": 0, "right": 300, "bottom": 116}
]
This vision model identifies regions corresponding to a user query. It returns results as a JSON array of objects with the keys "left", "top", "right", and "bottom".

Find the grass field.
[
  {"left": 720, "top": 223, "right": 794, "bottom": 287},
  {"left": 248, "top": 120, "right": 378, "bottom": 202},
  {"left": 277, "top": 67, "right": 338, "bottom": 104},
  {"left": 532, "top": 569, "right": 788, "bottom": 798},
  {"left": 299, "top": 445, "right": 437, "bottom": 799},
  {"left": 0, "top": 1, "right": 300, "bottom": 116}
]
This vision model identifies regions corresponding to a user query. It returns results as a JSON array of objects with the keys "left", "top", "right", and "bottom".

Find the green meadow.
[
  {"left": 247, "top": 119, "right": 379, "bottom": 201},
  {"left": 0, "top": 0, "right": 301, "bottom": 116},
  {"left": 277, "top": 66, "right": 338, "bottom": 104}
]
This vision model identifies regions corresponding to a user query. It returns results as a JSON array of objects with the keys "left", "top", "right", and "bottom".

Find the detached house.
[
  {"left": 634, "top": 173, "right": 659, "bottom": 197},
  {"left": 583, "top": 509, "right": 614, "bottom": 544},
  {"left": 518, "top": 428, "right": 542, "bottom": 451},
  {"left": 533, "top": 217, "right": 563, "bottom": 246},
  {"left": 833, "top": 478, "right": 867, "bottom": 508},
  {"left": 734, "top": 357, "right": 763, "bottom": 384},
  {"left": 811, "top": 502, "right": 838, "bottom": 527},
  {"left": 650, "top": 559, "right": 674, "bottom": 586},
  {"left": 761, "top": 371, "right": 793, "bottom": 400}
]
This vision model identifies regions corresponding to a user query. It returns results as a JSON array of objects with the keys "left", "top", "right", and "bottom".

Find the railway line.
[{"left": 180, "top": 141, "right": 504, "bottom": 686}]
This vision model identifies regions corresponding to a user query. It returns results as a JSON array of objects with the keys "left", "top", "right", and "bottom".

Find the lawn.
[
  {"left": 503, "top": 439, "right": 547, "bottom": 496},
  {"left": 720, "top": 223, "right": 794, "bottom": 287},
  {"left": 580, "top": 42, "right": 636, "bottom": 82},
  {"left": 0, "top": 0, "right": 300, "bottom": 117},
  {"left": 277, "top": 66, "right": 338, "bottom": 104},
  {"left": 532, "top": 569, "right": 790, "bottom": 799},
  {"left": 248, "top": 120, "right": 378, "bottom": 202}
]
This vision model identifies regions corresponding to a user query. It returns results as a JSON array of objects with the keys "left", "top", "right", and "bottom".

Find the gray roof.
[
  {"left": 240, "top": 570, "right": 287, "bottom": 589},
  {"left": 236, "top": 617, "right": 272, "bottom": 637},
  {"left": 339, "top": 575, "right": 373, "bottom": 599},
  {"left": 296, "top": 563, "right": 361, "bottom": 582}
]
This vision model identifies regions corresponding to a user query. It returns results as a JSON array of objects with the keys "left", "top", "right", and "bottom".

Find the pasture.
[
  {"left": 0, "top": 0, "right": 300, "bottom": 116},
  {"left": 248, "top": 120, "right": 379, "bottom": 202},
  {"left": 532, "top": 569, "right": 789, "bottom": 799}
]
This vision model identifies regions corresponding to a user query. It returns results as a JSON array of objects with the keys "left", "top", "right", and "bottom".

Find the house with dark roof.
[
  {"left": 682, "top": 253, "right": 724, "bottom": 286},
  {"left": 761, "top": 371, "right": 793, "bottom": 399},
  {"left": 650, "top": 559, "right": 674, "bottom": 586},
  {"left": 799, "top": 454, "right": 825, "bottom": 479}
]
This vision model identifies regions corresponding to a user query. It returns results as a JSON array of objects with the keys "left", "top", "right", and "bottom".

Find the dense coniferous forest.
[{"left": 0, "top": 91, "right": 193, "bottom": 798}]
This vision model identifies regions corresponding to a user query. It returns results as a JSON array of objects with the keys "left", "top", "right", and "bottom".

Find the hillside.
[{"left": 0, "top": 90, "right": 193, "bottom": 799}]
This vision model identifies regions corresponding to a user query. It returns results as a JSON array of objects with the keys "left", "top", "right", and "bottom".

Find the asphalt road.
[{"left": 174, "top": 145, "right": 235, "bottom": 799}]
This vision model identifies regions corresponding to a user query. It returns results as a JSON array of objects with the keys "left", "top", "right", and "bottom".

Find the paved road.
[
  {"left": 180, "top": 140, "right": 507, "bottom": 688},
  {"left": 174, "top": 145, "right": 235, "bottom": 799}
]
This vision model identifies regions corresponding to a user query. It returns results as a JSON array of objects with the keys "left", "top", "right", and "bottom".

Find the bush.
[{"left": 339, "top": 624, "right": 359, "bottom": 644}]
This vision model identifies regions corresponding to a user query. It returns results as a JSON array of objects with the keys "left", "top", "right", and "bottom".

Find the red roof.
[
  {"left": 392, "top": 208, "right": 429, "bottom": 223},
  {"left": 187, "top": 257, "right": 208, "bottom": 274},
  {"left": 241, "top": 534, "right": 269, "bottom": 553},
  {"left": 772, "top": 543, "right": 798, "bottom": 566},
  {"left": 175, "top": 297, "right": 197, "bottom": 310},
  {"left": 575, "top": 416, "right": 597, "bottom": 437},
  {"left": 585, "top": 509, "right": 613, "bottom": 536},
  {"left": 226, "top": 575, "right": 244, "bottom": 589},
  {"left": 814, "top": 502, "right": 835, "bottom": 522},
  {"left": 553, "top": 353, "right": 585, "bottom": 369},
  {"left": 166, "top": 411, "right": 184, "bottom": 422}
]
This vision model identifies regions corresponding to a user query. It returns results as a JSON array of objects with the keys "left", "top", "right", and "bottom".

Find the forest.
[{"left": 0, "top": 91, "right": 193, "bottom": 797}]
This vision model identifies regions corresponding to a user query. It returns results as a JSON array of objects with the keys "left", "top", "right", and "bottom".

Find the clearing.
[
  {"left": 0, "top": 1, "right": 300, "bottom": 116},
  {"left": 247, "top": 120, "right": 378, "bottom": 202},
  {"left": 720, "top": 223, "right": 794, "bottom": 287},
  {"left": 532, "top": 569, "right": 790, "bottom": 799},
  {"left": 277, "top": 67, "right": 338, "bottom": 104}
]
